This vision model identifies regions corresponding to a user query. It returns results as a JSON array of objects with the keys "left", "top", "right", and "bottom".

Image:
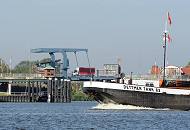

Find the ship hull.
[{"left": 83, "top": 86, "right": 190, "bottom": 110}]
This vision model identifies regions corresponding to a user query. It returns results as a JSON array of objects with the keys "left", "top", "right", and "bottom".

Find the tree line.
[
  {"left": 0, "top": 58, "right": 10, "bottom": 73},
  {"left": 0, "top": 58, "right": 51, "bottom": 73}
]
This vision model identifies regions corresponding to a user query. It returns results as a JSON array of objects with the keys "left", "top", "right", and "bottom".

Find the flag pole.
[
  {"left": 163, "top": 13, "right": 168, "bottom": 85},
  {"left": 163, "top": 30, "right": 167, "bottom": 82}
]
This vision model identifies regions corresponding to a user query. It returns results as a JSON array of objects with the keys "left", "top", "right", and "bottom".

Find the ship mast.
[
  {"left": 163, "top": 30, "right": 167, "bottom": 81},
  {"left": 163, "top": 12, "right": 172, "bottom": 84}
]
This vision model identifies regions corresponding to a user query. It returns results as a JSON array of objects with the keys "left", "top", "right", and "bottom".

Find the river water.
[{"left": 0, "top": 101, "right": 189, "bottom": 130}]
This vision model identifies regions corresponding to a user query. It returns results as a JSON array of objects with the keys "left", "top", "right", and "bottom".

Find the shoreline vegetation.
[{"left": 71, "top": 82, "right": 93, "bottom": 101}]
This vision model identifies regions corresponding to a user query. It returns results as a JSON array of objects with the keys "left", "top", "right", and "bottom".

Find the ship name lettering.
[
  {"left": 143, "top": 87, "right": 154, "bottom": 92},
  {"left": 142, "top": 87, "right": 161, "bottom": 92},
  {"left": 124, "top": 85, "right": 161, "bottom": 93},
  {"left": 156, "top": 88, "right": 160, "bottom": 92},
  {"left": 123, "top": 85, "right": 142, "bottom": 91}
]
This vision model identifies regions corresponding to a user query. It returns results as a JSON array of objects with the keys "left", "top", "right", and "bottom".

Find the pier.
[{"left": 0, "top": 78, "right": 72, "bottom": 103}]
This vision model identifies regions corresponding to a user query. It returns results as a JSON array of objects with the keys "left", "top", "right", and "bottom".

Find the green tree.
[
  {"left": 188, "top": 61, "right": 190, "bottom": 66},
  {"left": 0, "top": 58, "right": 10, "bottom": 73},
  {"left": 11, "top": 58, "right": 61, "bottom": 74},
  {"left": 71, "top": 82, "right": 93, "bottom": 101},
  {"left": 12, "top": 61, "right": 37, "bottom": 73}
]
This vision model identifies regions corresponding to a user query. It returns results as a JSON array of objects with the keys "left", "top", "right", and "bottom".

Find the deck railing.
[{"left": 124, "top": 74, "right": 190, "bottom": 81}]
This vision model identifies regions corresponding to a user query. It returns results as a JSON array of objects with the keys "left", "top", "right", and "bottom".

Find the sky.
[{"left": 0, "top": 0, "right": 190, "bottom": 74}]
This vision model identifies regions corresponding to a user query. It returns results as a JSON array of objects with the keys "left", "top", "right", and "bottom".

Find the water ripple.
[{"left": 0, "top": 102, "right": 189, "bottom": 130}]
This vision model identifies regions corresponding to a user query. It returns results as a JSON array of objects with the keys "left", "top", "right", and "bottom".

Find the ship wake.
[{"left": 93, "top": 103, "right": 170, "bottom": 110}]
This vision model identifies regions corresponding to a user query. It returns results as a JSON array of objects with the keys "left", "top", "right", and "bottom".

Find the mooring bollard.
[
  {"left": 7, "top": 81, "right": 12, "bottom": 95},
  {"left": 27, "top": 80, "right": 31, "bottom": 102},
  {"left": 64, "top": 79, "right": 67, "bottom": 103},
  {"left": 54, "top": 78, "right": 58, "bottom": 103},
  {"left": 36, "top": 81, "right": 39, "bottom": 97},
  {"left": 39, "top": 82, "right": 42, "bottom": 97},
  {"left": 47, "top": 78, "right": 52, "bottom": 103},
  {"left": 67, "top": 80, "right": 71, "bottom": 103},
  {"left": 56, "top": 80, "right": 60, "bottom": 103},
  {"left": 32, "top": 82, "right": 34, "bottom": 102},
  {"left": 60, "top": 79, "right": 63, "bottom": 103}
]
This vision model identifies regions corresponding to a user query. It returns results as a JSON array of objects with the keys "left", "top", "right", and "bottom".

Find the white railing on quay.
[{"left": 0, "top": 73, "right": 45, "bottom": 79}]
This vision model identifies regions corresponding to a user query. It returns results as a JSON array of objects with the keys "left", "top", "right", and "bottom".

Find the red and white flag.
[
  {"left": 167, "top": 33, "right": 172, "bottom": 43},
  {"left": 168, "top": 12, "right": 172, "bottom": 26},
  {"left": 163, "top": 33, "right": 172, "bottom": 43}
]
